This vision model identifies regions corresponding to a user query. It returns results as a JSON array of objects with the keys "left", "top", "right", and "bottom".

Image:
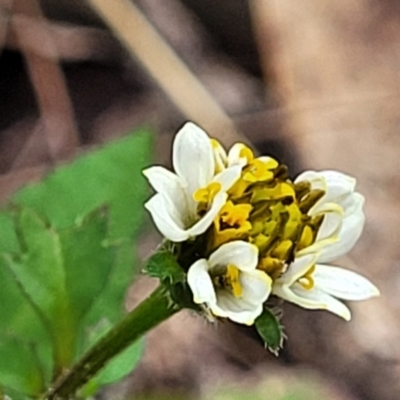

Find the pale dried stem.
[
  {"left": 0, "top": 0, "right": 14, "bottom": 52},
  {"left": 10, "top": 0, "right": 79, "bottom": 160},
  {"left": 88, "top": 0, "right": 246, "bottom": 144}
]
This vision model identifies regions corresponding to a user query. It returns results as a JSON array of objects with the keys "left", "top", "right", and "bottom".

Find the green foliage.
[
  {"left": 0, "top": 335, "right": 44, "bottom": 396},
  {"left": 255, "top": 307, "right": 284, "bottom": 355},
  {"left": 0, "top": 129, "right": 152, "bottom": 399},
  {"left": 210, "top": 378, "right": 334, "bottom": 400},
  {"left": 145, "top": 250, "right": 186, "bottom": 285},
  {"left": 144, "top": 250, "right": 198, "bottom": 312}
]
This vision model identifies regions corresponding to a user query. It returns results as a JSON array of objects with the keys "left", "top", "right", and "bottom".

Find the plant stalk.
[{"left": 44, "top": 285, "right": 179, "bottom": 400}]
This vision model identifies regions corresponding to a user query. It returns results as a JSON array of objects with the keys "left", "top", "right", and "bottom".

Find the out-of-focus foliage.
[
  {"left": 0, "top": 129, "right": 152, "bottom": 398},
  {"left": 209, "top": 375, "right": 336, "bottom": 400},
  {"left": 130, "top": 374, "right": 335, "bottom": 400}
]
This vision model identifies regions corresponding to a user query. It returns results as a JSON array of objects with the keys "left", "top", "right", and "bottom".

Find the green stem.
[{"left": 44, "top": 285, "right": 180, "bottom": 400}]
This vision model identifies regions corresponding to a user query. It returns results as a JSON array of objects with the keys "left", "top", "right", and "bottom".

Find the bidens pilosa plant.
[
  {"left": 33, "top": 123, "right": 380, "bottom": 399},
  {"left": 143, "top": 122, "right": 379, "bottom": 350}
]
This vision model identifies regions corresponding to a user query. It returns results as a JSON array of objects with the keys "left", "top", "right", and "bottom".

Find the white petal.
[
  {"left": 142, "top": 166, "right": 188, "bottom": 215},
  {"left": 313, "top": 265, "right": 380, "bottom": 300},
  {"left": 209, "top": 241, "right": 258, "bottom": 271},
  {"left": 295, "top": 171, "right": 326, "bottom": 191},
  {"left": 144, "top": 194, "right": 188, "bottom": 242},
  {"left": 339, "top": 192, "right": 364, "bottom": 216},
  {"left": 213, "top": 291, "right": 263, "bottom": 325},
  {"left": 187, "top": 259, "right": 217, "bottom": 305},
  {"left": 187, "top": 191, "right": 227, "bottom": 237},
  {"left": 296, "top": 170, "right": 357, "bottom": 215},
  {"left": 213, "top": 165, "right": 242, "bottom": 192},
  {"left": 172, "top": 122, "right": 214, "bottom": 198},
  {"left": 318, "top": 171, "right": 356, "bottom": 203},
  {"left": 318, "top": 207, "right": 365, "bottom": 263},
  {"left": 240, "top": 270, "right": 272, "bottom": 304},
  {"left": 291, "top": 285, "right": 352, "bottom": 320},
  {"left": 278, "top": 253, "right": 319, "bottom": 286},
  {"left": 314, "top": 203, "right": 343, "bottom": 241},
  {"left": 273, "top": 284, "right": 351, "bottom": 321}
]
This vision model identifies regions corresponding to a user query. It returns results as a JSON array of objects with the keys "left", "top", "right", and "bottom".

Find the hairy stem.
[{"left": 44, "top": 285, "right": 179, "bottom": 399}]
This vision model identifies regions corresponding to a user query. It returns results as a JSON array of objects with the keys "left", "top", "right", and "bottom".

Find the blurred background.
[{"left": 1, "top": 0, "right": 399, "bottom": 399}]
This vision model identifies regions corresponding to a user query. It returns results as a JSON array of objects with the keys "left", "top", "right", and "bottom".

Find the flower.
[
  {"left": 295, "top": 170, "right": 365, "bottom": 262},
  {"left": 143, "top": 123, "right": 241, "bottom": 242},
  {"left": 272, "top": 249, "right": 380, "bottom": 320},
  {"left": 143, "top": 121, "right": 379, "bottom": 325},
  {"left": 187, "top": 241, "right": 272, "bottom": 325}
]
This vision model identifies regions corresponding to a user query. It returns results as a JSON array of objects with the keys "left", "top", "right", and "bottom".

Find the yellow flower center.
[
  {"left": 220, "top": 201, "right": 252, "bottom": 228},
  {"left": 243, "top": 159, "right": 278, "bottom": 183},
  {"left": 214, "top": 201, "right": 252, "bottom": 246},
  {"left": 213, "top": 264, "right": 243, "bottom": 298},
  {"left": 229, "top": 156, "right": 279, "bottom": 198},
  {"left": 208, "top": 155, "right": 326, "bottom": 283},
  {"left": 193, "top": 182, "right": 222, "bottom": 205},
  {"left": 239, "top": 145, "right": 254, "bottom": 164}
]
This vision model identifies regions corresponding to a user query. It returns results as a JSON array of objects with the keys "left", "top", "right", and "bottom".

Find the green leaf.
[
  {"left": 255, "top": 307, "right": 284, "bottom": 355},
  {"left": 58, "top": 208, "right": 114, "bottom": 324},
  {"left": 5, "top": 207, "right": 115, "bottom": 372},
  {"left": 13, "top": 129, "right": 152, "bottom": 331},
  {"left": 6, "top": 208, "right": 76, "bottom": 369},
  {"left": 0, "top": 211, "right": 52, "bottom": 395},
  {"left": 0, "top": 130, "right": 152, "bottom": 394},
  {"left": 0, "top": 212, "right": 19, "bottom": 253},
  {"left": 97, "top": 339, "right": 144, "bottom": 385},
  {"left": 13, "top": 129, "right": 152, "bottom": 239},
  {"left": 145, "top": 250, "right": 186, "bottom": 284},
  {"left": 0, "top": 335, "right": 44, "bottom": 396}
]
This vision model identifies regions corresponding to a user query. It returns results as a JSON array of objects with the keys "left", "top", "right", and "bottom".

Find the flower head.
[
  {"left": 144, "top": 122, "right": 379, "bottom": 327},
  {"left": 187, "top": 241, "right": 272, "bottom": 325}
]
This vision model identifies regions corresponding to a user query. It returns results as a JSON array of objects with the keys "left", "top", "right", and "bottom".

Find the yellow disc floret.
[
  {"left": 207, "top": 154, "right": 327, "bottom": 284},
  {"left": 214, "top": 201, "right": 252, "bottom": 246},
  {"left": 213, "top": 264, "right": 243, "bottom": 298},
  {"left": 193, "top": 182, "right": 222, "bottom": 204},
  {"left": 298, "top": 265, "right": 316, "bottom": 290}
]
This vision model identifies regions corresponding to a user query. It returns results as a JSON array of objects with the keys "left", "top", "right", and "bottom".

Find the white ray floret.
[
  {"left": 187, "top": 241, "right": 272, "bottom": 325},
  {"left": 295, "top": 170, "right": 365, "bottom": 261},
  {"left": 143, "top": 122, "right": 241, "bottom": 242},
  {"left": 272, "top": 250, "right": 379, "bottom": 321}
]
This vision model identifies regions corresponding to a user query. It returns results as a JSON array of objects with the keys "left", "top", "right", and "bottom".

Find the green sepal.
[
  {"left": 255, "top": 307, "right": 284, "bottom": 355},
  {"left": 145, "top": 250, "right": 186, "bottom": 285}
]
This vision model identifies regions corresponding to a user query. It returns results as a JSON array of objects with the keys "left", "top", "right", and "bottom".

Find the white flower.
[
  {"left": 143, "top": 123, "right": 241, "bottom": 242},
  {"left": 187, "top": 241, "right": 272, "bottom": 325},
  {"left": 272, "top": 250, "right": 380, "bottom": 320},
  {"left": 295, "top": 170, "right": 365, "bottom": 262}
]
